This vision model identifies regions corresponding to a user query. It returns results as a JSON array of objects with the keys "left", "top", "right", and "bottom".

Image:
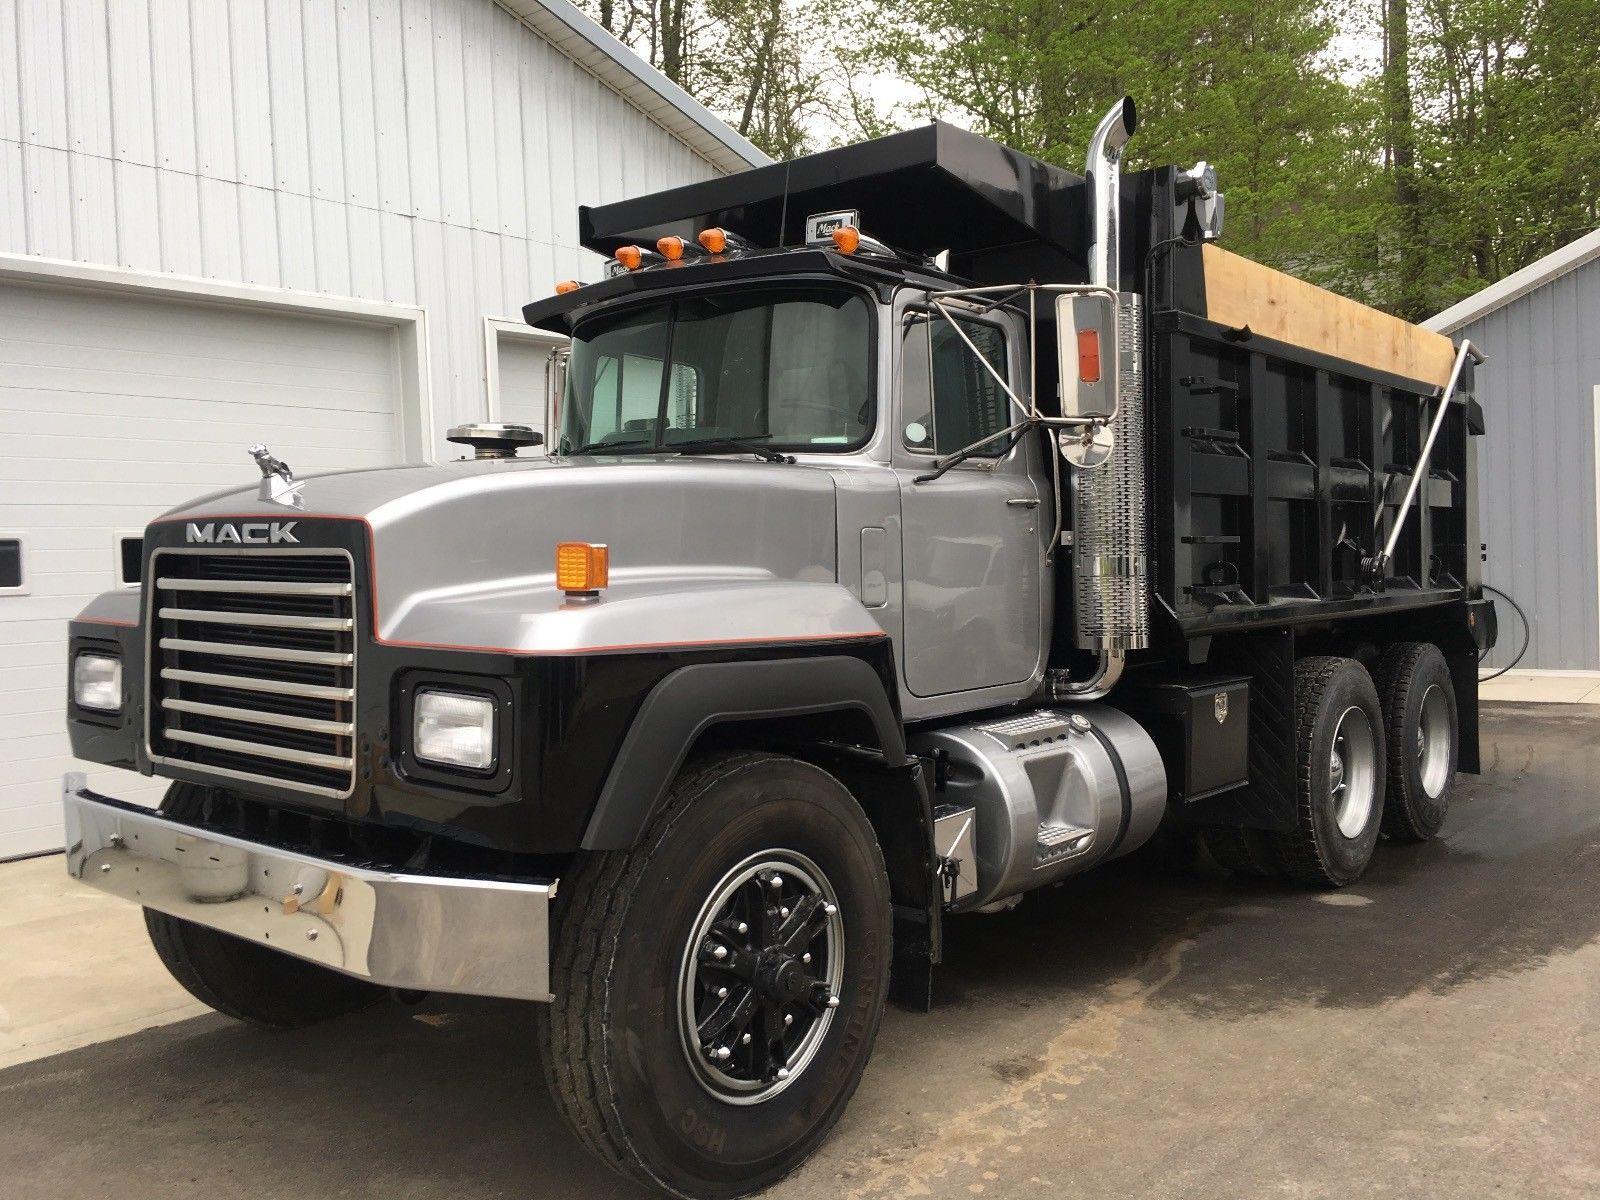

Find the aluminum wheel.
[
  {"left": 677, "top": 850, "right": 844, "bottom": 1106},
  {"left": 1329, "top": 705, "right": 1378, "bottom": 838},
  {"left": 1416, "top": 682, "right": 1454, "bottom": 799}
]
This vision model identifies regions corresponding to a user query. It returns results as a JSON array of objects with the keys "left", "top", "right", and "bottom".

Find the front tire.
[
  {"left": 539, "top": 752, "right": 892, "bottom": 1199},
  {"left": 1373, "top": 642, "right": 1457, "bottom": 841},
  {"left": 1273, "top": 657, "right": 1387, "bottom": 887}
]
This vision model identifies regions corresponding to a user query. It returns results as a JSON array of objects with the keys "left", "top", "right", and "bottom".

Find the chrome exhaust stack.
[{"left": 1057, "top": 97, "right": 1148, "bottom": 701}]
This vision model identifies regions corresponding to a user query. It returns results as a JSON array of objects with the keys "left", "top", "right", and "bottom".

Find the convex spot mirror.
[{"left": 1055, "top": 291, "right": 1119, "bottom": 422}]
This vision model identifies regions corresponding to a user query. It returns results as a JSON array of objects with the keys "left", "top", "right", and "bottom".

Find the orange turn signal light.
[
  {"left": 555, "top": 279, "right": 580, "bottom": 295},
  {"left": 556, "top": 541, "right": 609, "bottom": 595},
  {"left": 614, "top": 245, "right": 644, "bottom": 270},
  {"left": 831, "top": 226, "right": 861, "bottom": 255},
  {"left": 1076, "top": 329, "right": 1102, "bottom": 384},
  {"left": 657, "top": 236, "right": 687, "bottom": 261},
  {"left": 697, "top": 227, "right": 729, "bottom": 254}
]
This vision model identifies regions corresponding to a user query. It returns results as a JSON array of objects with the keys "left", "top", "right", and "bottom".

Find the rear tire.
[
  {"left": 1373, "top": 642, "right": 1457, "bottom": 841},
  {"left": 538, "top": 751, "right": 892, "bottom": 1199},
  {"left": 1273, "top": 657, "right": 1387, "bottom": 887},
  {"left": 143, "top": 784, "right": 385, "bottom": 1028}
]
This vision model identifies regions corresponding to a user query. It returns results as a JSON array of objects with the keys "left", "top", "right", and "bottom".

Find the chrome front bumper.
[{"left": 62, "top": 774, "right": 556, "bottom": 1002}]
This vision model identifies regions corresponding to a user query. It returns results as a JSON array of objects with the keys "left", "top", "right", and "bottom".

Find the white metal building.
[
  {"left": 1426, "top": 229, "right": 1600, "bottom": 673},
  {"left": 0, "top": 0, "right": 766, "bottom": 859}
]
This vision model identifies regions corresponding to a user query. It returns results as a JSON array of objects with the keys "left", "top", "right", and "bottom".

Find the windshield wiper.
[
  {"left": 668, "top": 436, "right": 795, "bottom": 464},
  {"left": 563, "top": 436, "right": 654, "bottom": 457}
]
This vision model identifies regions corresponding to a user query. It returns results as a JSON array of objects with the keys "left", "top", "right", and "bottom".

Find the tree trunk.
[{"left": 1384, "top": 0, "right": 1428, "bottom": 319}]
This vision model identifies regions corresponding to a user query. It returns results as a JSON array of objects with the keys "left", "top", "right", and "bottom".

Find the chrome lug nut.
[
  {"left": 768, "top": 875, "right": 782, "bottom": 891},
  {"left": 717, "top": 986, "right": 729, "bottom": 999},
  {"left": 776, "top": 1067, "right": 790, "bottom": 1080},
  {"left": 784, "top": 1013, "right": 794, "bottom": 1026},
  {"left": 823, "top": 902, "right": 837, "bottom": 915},
  {"left": 827, "top": 995, "right": 840, "bottom": 1009},
  {"left": 802, "top": 952, "right": 812, "bottom": 964},
  {"left": 779, "top": 906, "right": 790, "bottom": 918},
  {"left": 711, "top": 944, "right": 728, "bottom": 960},
  {"left": 736, "top": 922, "right": 749, "bottom": 935},
  {"left": 741, "top": 1033, "right": 752, "bottom": 1045}
]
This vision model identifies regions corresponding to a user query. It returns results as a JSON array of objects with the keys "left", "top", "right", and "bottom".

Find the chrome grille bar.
[
  {"left": 163, "top": 727, "right": 354, "bottom": 771},
  {"left": 161, "top": 697, "right": 355, "bottom": 736},
  {"left": 156, "top": 577, "right": 352, "bottom": 597},
  {"left": 158, "top": 637, "right": 353, "bottom": 667},
  {"left": 157, "top": 606, "right": 352, "bottom": 632},
  {"left": 160, "top": 667, "right": 354, "bottom": 702}
]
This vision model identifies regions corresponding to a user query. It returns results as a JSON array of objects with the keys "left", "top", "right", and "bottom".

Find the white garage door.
[
  {"left": 492, "top": 328, "right": 560, "bottom": 451},
  {"left": 0, "top": 278, "right": 409, "bottom": 859}
]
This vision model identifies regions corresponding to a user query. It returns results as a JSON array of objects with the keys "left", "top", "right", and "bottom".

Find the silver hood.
[{"left": 133, "top": 456, "right": 883, "bottom": 655}]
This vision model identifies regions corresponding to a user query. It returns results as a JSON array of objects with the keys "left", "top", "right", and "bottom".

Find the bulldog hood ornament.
[{"left": 250, "top": 443, "right": 303, "bottom": 508}]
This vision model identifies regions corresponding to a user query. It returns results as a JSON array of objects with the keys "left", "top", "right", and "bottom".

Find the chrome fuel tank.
[{"left": 911, "top": 705, "right": 1166, "bottom": 911}]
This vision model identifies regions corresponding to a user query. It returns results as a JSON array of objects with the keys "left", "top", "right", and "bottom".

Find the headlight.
[
  {"left": 413, "top": 689, "right": 497, "bottom": 771},
  {"left": 73, "top": 653, "right": 122, "bottom": 713}
]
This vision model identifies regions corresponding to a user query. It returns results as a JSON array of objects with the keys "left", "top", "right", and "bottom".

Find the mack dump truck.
[{"left": 61, "top": 98, "right": 1495, "bottom": 1198}]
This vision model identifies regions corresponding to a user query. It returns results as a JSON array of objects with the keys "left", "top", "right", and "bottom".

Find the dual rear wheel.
[{"left": 1205, "top": 642, "right": 1458, "bottom": 887}]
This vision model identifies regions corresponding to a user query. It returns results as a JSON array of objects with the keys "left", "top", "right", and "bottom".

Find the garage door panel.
[
  {"left": 0, "top": 290, "right": 400, "bottom": 367},
  {"left": 0, "top": 336, "right": 398, "bottom": 397},
  {"left": 0, "top": 277, "right": 410, "bottom": 857},
  {"left": 5, "top": 433, "right": 398, "bottom": 468}
]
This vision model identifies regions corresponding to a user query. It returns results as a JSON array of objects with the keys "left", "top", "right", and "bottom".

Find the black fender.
[{"left": 580, "top": 655, "right": 908, "bottom": 850}]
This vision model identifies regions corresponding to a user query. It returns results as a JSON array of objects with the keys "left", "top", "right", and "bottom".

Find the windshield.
[{"left": 557, "top": 286, "right": 873, "bottom": 454}]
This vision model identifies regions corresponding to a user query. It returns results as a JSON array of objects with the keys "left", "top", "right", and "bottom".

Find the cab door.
[{"left": 894, "top": 301, "right": 1045, "bottom": 698}]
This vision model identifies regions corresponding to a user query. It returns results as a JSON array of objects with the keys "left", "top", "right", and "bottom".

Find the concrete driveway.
[{"left": 2, "top": 701, "right": 1597, "bottom": 1199}]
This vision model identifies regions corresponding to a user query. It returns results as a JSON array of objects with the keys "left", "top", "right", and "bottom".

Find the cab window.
[{"left": 901, "top": 314, "right": 1010, "bottom": 457}]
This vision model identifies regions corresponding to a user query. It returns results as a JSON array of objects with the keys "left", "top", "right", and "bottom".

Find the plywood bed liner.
[{"left": 1201, "top": 244, "right": 1457, "bottom": 391}]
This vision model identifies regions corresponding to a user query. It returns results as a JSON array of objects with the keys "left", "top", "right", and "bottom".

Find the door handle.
[{"left": 1007, "top": 497, "right": 1041, "bottom": 509}]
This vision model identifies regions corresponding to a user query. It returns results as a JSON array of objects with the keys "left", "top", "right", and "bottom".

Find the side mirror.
[{"left": 1055, "top": 291, "right": 1119, "bottom": 421}]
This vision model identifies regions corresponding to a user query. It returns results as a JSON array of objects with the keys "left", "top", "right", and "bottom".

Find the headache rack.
[{"left": 145, "top": 549, "right": 358, "bottom": 799}]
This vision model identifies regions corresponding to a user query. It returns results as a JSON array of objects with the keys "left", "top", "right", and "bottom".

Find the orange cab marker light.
[
  {"left": 831, "top": 225, "right": 861, "bottom": 255},
  {"left": 614, "top": 245, "right": 644, "bottom": 270},
  {"left": 1077, "top": 328, "right": 1102, "bottom": 384},
  {"left": 697, "top": 227, "right": 728, "bottom": 254},
  {"left": 556, "top": 542, "right": 609, "bottom": 597},
  {"left": 555, "top": 279, "right": 580, "bottom": 295},
  {"left": 657, "top": 236, "right": 687, "bottom": 261}
]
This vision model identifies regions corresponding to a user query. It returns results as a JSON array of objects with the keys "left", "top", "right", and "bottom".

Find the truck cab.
[{"left": 59, "top": 99, "right": 1493, "bottom": 1200}]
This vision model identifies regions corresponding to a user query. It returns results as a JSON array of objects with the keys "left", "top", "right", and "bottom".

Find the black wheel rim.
[{"left": 677, "top": 850, "right": 844, "bottom": 1105}]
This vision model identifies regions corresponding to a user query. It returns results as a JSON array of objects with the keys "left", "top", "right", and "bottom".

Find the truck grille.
[{"left": 147, "top": 549, "right": 357, "bottom": 799}]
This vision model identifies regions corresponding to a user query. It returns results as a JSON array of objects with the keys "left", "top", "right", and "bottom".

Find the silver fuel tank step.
[{"left": 912, "top": 705, "right": 1166, "bottom": 912}]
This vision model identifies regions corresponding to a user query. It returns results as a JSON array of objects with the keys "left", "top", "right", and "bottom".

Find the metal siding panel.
[
  {"left": 311, "top": 194, "right": 352, "bottom": 294},
  {"left": 148, "top": 0, "right": 196, "bottom": 173},
  {"left": 0, "top": 139, "right": 26, "bottom": 252},
  {"left": 518, "top": 28, "right": 555, "bottom": 246},
  {"left": 237, "top": 179, "right": 280, "bottom": 286},
  {"left": 348, "top": 202, "right": 385, "bottom": 299},
  {"left": 20, "top": 142, "right": 72, "bottom": 257},
  {"left": 301, "top": 0, "right": 344, "bottom": 202},
  {"left": 543, "top": 48, "right": 577, "bottom": 247},
  {"left": 378, "top": 207, "right": 416, "bottom": 301},
  {"left": 197, "top": 172, "right": 243, "bottom": 280},
  {"left": 17, "top": 0, "right": 68, "bottom": 148},
  {"left": 228, "top": 0, "right": 274, "bottom": 187},
  {"left": 264, "top": 0, "right": 311, "bottom": 195},
  {"left": 336, "top": 0, "right": 380, "bottom": 209},
  {"left": 368, "top": 0, "right": 412, "bottom": 214},
  {"left": 61, "top": 0, "right": 113, "bottom": 158},
  {"left": 154, "top": 162, "right": 202, "bottom": 274},
  {"left": 274, "top": 187, "right": 316, "bottom": 290},
  {"left": 106, "top": 0, "right": 156, "bottom": 164},
  {"left": 489, "top": 2, "right": 526, "bottom": 238},
  {"left": 430, "top": 0, "right": 472, "bottom": 227},
  {"left": 188, "top": 0, "right": 237, "bottom": 180},
  {"left": 0, "top": 0, "right": 21, "bottom": 143},
  {"left": 399, "top": 0, "right": 441, "bottom": 221},
  {"left": 68, "top": 148, "right": 117, "bottom": 263},
  {"left": 461, "top": 0, "right": 500, "bottom": 235}
]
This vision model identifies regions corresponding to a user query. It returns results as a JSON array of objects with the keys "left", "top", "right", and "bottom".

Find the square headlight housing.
[
  {"left": 414, "top": 688, "right": 497, "bottom": 771},
  {"left": 72, "top": 652, "right": 123, "bottom": 713}
]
